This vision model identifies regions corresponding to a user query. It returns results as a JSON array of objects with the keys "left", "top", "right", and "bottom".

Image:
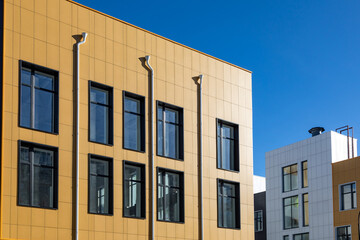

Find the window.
[
  {"left": 19, "top": 61, "right": 59, "bottom": 133},
  {"left": 217, "top": 179, "right": 240, "bottom": 229},
  {"left": 340, "top": 182, "right": 356, "bottom": 210},
  {"left": 157, "top": 168, "right": 184, "bottom": 222},
  {"left": 123, "top": 161, "right": 145, "bottom": 218},
  {"left": 302, "top": 161, "right": 308, "bottom": 188},
  {"left": 89, "top": 81, "right": 113, "bottom": 145},
  {"left": 293, "top": 233, "right": 309, "bottom": 240},
  {"left": 283, "top": 164, "right": 298, "bottom": 192},
  {"left": 88, "top": 154, "right": 113, "bottom": 215},
  {"left": 254, "top": 210, "right": 263, "bottom": 232},
  {"left": 284, "top": 236, "right": 289, "bottom": 240},
  {"left": 123, "top": 92, "right": 145, "bottom": 152},
  {"left": 18, "top": 141, "right": 58, "bottom": 209},
  {"left": 283, "top": 195, "right": 299, "bottom": 229},
  {"left": 303, "top": 193, "right": 309, "bottom": 226},
  {"left": 216, "top": 119, "right": 239, "bottom": 171},
  {"left": 337, "top": 226, "right": 351, "bottom": 240},
  {"left": 157, "top": 102, "right": 183, "bottom": 160}
]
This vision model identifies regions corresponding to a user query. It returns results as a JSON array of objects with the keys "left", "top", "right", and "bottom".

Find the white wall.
[
  {"left": 265, "top": 131, "right": 357, "bottom": 240},
  {"left": 254, "top": 175, "right": 266, "bottom": 194}
]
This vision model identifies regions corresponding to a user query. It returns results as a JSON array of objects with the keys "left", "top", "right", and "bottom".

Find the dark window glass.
[
  {"left": 89, "top": 155, "right": 113, "bottom": 214},
  {"left": 217, "top": 119, "right": 239, "bottom": 171},
  {"left": 283, "top": 164, "right": 298, "bottom": 192},
  {"left": 123, "top": 162, "right": 145, "bottom": 218},
  {"left": 293, "top": 233, "right": 309, "bottom": 240},
  {"left": 284, "top": 236, "right": 289, "bottom": 240},
  {"left": 157, "top": 168, "right": 184, "bottom": 222},
  {"left": 18, "top": 141, "right": 58, "bottom": 209},
  {"left": 302, "top": 161, "right": 308, "bottom": 188},
  {"left": 303, "top": 193, "right": 309, "bottom": 226},
  {"left": 19, "top": 61, "right": 58, "bottom": 133},
  {"left": 340, "top": 183, "right": 356, "bottom": 210},
  {"left": 218, "top": 179, "right": 240, "bottom": 229},
  {"left": 89, "top": 82, "right": 113, "bottom": 145},
  {"left": 157, "top": 102, "right": 183, "bottom": 160},
  {"left": 123, "top": 92, "right": 145, "bottom": 152},
  {"left": 254, "top": 210, "right": 263, "bottom": 232},
  {"left": 337, "top": 226, "right": 351, "bottom": 240},
  {"left": 283, "top": 196, "right": 299, "bottom": 229}
]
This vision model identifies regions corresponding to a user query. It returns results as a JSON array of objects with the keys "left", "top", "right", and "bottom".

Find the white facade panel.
[{"left": 265, "top": 131, "right": 358, "bottom": 240}]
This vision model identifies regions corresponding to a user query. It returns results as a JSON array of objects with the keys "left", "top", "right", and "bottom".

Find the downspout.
[
  {"left": 198, "top": 74, "right": 204, "bottom": 240},
  {"left": 75, "top": 32, "right": 87, "bottom": 240},
  {"left": 145, "top": 55, "right": 154, "bottom": 240}
]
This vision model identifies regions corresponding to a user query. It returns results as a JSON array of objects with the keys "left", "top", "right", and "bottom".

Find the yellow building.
[
  {"left": 0, "top": 0, "right": 254, "bottom": 239},
  {"left": 332, "top": 156, "right": 360, "bottom": 240}
]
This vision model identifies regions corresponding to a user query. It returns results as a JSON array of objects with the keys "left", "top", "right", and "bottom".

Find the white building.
[{"left": 265, "top": 128, "right": 357, "bottom": 240}]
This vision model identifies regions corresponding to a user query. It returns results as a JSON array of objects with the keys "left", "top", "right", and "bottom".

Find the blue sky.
[{"left": 76, "top": 0, "right": 360, "bottom": 177}]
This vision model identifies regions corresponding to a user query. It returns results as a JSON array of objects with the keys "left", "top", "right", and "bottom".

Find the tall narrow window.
[
  {"left": 217, "top": 179, "right": 240, "bottom": 229},
  {"left": 19, "top": 61, "right": 59, "bottom": 133},
  {"left": 340, "top": 182, "right": 356, "bottom": 210},
  {"left": 123, "top": 92, "right": 145, "bottom": 152},
  {"left": 303, "top": 193, "right": 309, "bottom": 226},
  {"left": 283, "top": 164, "right": 298, "bottom": 192},
  {"left": 157, "top": 168, "right": 184, "bottom": 222},
  {"left": 123, "top": 161, "right": 145, "bottom": 218},
  {"left": 89, "top": 81, "right": 113, "bottom": 145},
  {"left": 88, "top": 155, "right": 113, "bottom": 215},
  {"left": 18, "top": 141, "right": 58, "bottom": 209},
  {"left": 302, "top": 161, "right": 308, "bottom": 188},
  {"left": 157, "top": 102, "right": 183, "bottom": 160},
  {"left": 216, "top": 119, "right": 239, "bottom": 171},
  {"left": 254, "top": 210, "right": 263, "bottom": 232},
  {"left": 293, "top": 233, "right": 309, "bottom": 240},
  {"left": 337, "top": 226, "right": 351, "bottom": 240},
  {"left": 283, "top": 195, "right": 299, "bottom": 229}
]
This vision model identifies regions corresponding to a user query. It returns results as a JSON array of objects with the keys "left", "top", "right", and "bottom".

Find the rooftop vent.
[{"left": 308, "top": 127, "right": 325, "bottom": 137}]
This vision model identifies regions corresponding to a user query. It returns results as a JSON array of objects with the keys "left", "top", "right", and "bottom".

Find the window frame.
[
  {"left": 283, "top": 195, "right": 299, "bottom": 230},
  {"left": 217, "top": 178, "right": 241, "bottom": 229},
  {"left": 18, "top": 60, "right": 59, "bottom": 134},
  {"left": 339, "top": 182, "right": 357, "bottom": 211},
  {"left": 254, "top": 210, "right": 263, "bottom": 232},
  {"left": 282, "top": 164, "right": 298, "bottom": 192},
  {"left": 301, "top": 161, "right": 308, "bottom": 188},
  {"left": 122, "top": 91, "right": 146, "bottom": 152},
  {"left": 123, "top": 160, "right": 146, "bottom": 219},
  {"left": 88, "top": 154, "right": 114, "bottom": 215},
  {"left": 293, "top": 233, "right": 309, "bottom": 240},
  {"left": 336, "top": 225, "right": 352, "bottom": 240},
  {"left": 302, "top": 193, "right": 309, "bottom": 227},
  {"left": 17, "top": 140, "right": 58, "bottom": 210},
  {"left": 156, "top": 167, "right": 185, "bottom": 223},
  {"left": 156, "top": 101, "right": 184, "bottom": 160},
  {"left": 216, "top": 118, "right": 239, "bottom": 172},
  {"left": 88, "top": 81, "right": 114, "bottom": 146}
]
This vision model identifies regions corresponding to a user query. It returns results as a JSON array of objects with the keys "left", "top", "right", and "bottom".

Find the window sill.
[
  {"left": 157, "top": 219, "right": 184, "bottom": 224},
  {"left": 88, "top": 211, "right": 113, "bottom": 216},
  {"left": 18, "top": 203, "right": 58, "bottom": 210},
  {"left": 123, "top": 215, "right": 146, "bottom": 220},
  {"left": 123, "top": 146, "right": 146, "bottom": 153},
  {"left": 216, "top": 167, "right": 239, "bottom": 173},
  {"left": 156, "top": 153, "right": 184, "bottom": 161},
  {"left": 217, "top": 225, "right": 241, "bottom": 230},
  {"left": 19, "top": 125, "right": 59, "bottom": 135},
  {"left": 89, "top": 139, "right": 113, "bottom": 146}
]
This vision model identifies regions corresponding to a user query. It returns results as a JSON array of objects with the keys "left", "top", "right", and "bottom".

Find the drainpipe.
[
  {"left": 198, "top": 74, "right": 204, "bottom": 240},
  {"left": 75, "top": 32, "right": 87, "bottom": 240},
  {"left": 145, "top": 55, "right": 154, "bottom": 240}
]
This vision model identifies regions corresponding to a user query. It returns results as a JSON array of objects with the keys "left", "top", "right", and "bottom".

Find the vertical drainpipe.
[
  {"left": 75, "top": 32, "right": 88, "bottom": 240},
  {"left": 198, "top": 75, "right": 204, "bottom": 240},
  {"left": 145, "top": 55, "right": 154, "bottom": 240}
]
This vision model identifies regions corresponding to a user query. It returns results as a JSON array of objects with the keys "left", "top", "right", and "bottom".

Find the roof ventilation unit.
[{"left": 308, "top": 127, "right": 325, "bottom": 137}]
